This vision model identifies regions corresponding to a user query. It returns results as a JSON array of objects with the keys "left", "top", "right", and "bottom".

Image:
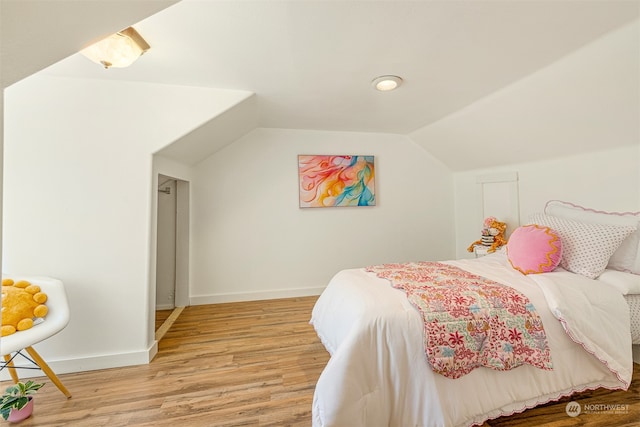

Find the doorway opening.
[{"left": 155, "top": 174, "right": 190, "bottom": 340}]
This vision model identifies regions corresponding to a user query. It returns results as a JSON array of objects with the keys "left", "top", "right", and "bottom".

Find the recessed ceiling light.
[{"left": 372, "top": 75, "right": 403, "bottom": 91}]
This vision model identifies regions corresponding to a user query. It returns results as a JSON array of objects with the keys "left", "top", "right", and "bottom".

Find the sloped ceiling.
[
  {"left": 411, "top": 19, "right": 639, "bottom": 171},
  {"left": 5, "top": 0, "right": 640, "bottom": 169},
  {"left": 0, "top": 0, "right": 179, "bottom": 88}
]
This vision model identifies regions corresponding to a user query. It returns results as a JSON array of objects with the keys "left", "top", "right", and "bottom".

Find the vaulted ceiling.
[{"left": 3, "top": 0, "right": 639, "bottom": 170}]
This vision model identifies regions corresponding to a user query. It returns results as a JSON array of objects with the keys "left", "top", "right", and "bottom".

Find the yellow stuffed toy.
[
  {"left": 467, "top": 216, "right": 508, "bottom": 254},
  {"left": 1, "top": 278, "right": 48, "bottom": 337}
]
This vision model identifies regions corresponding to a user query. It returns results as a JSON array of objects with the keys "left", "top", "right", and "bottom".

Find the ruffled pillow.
[
  {"left": 507, "top": 225, "right": 562, "bottom": 274},
  {"left": 545, "top": 200, "right": 640, "bottom": 274},
  {"left": 529, "top": 213, "right": 636, "bottom": 279}
]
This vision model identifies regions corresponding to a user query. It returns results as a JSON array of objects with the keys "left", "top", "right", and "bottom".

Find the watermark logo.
[
  {"left": 583, "top": 403, "right": 630, "bottom": 415},
  {"left": 565, "top": 401, "right": 581, "bottom": 417},
  {"left": 565, "top": 401, "right": 630, "bottom": 417}
]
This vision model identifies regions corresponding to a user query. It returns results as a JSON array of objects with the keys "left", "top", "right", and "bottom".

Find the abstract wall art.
[{"left": 298, "top": 155, "right": 376, "bottom": 208}]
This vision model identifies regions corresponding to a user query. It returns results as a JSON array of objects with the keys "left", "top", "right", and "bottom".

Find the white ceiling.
[{"left": 4, "top": 0, "right": 639, "bottom": 168}]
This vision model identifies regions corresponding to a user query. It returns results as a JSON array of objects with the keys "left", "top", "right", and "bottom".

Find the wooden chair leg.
[
  {"left": 3, "top": 354, "right": 20, "bottom": 384},
  {"left": 24, "top": 346, "right": 71, "bottom": 398}
]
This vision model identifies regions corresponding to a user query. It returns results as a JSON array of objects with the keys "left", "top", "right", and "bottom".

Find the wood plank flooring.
[{"left": 2, "top": 296, "right": 638, "bottom": 426}]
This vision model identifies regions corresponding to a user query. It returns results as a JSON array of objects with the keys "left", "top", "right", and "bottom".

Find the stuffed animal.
[
  {"left": 1, "top": 278, "right": 48, "bottom": 337},
  {"left": 467, "top": 217, "right": 508, "bottom": 254}
]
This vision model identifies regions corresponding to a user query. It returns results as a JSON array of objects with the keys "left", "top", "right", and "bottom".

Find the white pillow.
[
  {"left": 529, "top": 213, "right": 636, "bottom": 279},
  {"left": 597, "top": 269, "right": 640, "bottom": 295},
  {"left": 545, "top": 200, "right": 640, "bottom": 274}
]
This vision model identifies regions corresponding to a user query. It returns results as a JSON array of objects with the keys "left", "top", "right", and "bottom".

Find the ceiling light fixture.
[
  {"left": 371, "top": 75, "right": 403, "bottom": 91},
  {"left": 81, "top": 27, "right": 150, "bottom": 69}
]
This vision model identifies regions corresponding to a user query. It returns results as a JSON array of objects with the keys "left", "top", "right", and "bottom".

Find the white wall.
[
  {"left": 190, "top": 128, "right": 455, "bottom": 303},
  {"left": 454, "top": 145, "right": 640, "bottom": 259},
  {"left": 3, "top": 75, "right": 249, "bottom": 374}
]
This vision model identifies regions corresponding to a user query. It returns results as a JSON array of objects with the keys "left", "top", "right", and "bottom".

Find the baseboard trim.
[
  {"left": 0, "top": 343, "right": 159, "bottom": 380},
  {"left": 189, "top": 286, "right": 325, "bottom": 305},
  {"left": 155, "top": 306, "right": 185, "bottom": 341}
]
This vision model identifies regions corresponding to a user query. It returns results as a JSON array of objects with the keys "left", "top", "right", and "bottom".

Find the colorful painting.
[{"left": 298, "top": 155, "right": 375, "bottom": 208}]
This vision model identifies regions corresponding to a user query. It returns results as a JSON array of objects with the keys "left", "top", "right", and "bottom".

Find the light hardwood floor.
[{"left": 2, "top": 296, "right": 638, "bottom": 426}]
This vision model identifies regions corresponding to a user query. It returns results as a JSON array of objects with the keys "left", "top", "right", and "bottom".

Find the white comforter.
[{"left": 310, "top": 253, "right": 632, "bottom": 427}]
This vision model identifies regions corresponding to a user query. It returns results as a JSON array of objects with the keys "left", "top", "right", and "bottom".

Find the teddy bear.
[
  {"left": 1, "top": 278, "right": 48, "bottom": 337},
  {"left": 467, "top": 216, "right": 508, "bottom": 254}
]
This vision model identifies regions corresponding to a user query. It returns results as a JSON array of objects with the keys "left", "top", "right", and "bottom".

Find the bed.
[{"left": 310, "top": 201, "right": 639, "bottom": 427}]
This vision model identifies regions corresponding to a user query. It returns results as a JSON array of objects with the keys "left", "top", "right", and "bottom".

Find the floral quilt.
[{"left": 365, "top": 262, "right": 553, "bottom": 379}]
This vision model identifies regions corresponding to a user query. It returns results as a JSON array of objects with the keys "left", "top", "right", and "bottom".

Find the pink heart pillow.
[{"left": 507, "top": 225, "right": 562, "bottom": 274}]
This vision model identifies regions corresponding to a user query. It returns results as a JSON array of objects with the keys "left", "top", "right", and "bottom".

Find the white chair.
[{"left": 1, "top": 276, "right": 71, "bottom": 398}]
